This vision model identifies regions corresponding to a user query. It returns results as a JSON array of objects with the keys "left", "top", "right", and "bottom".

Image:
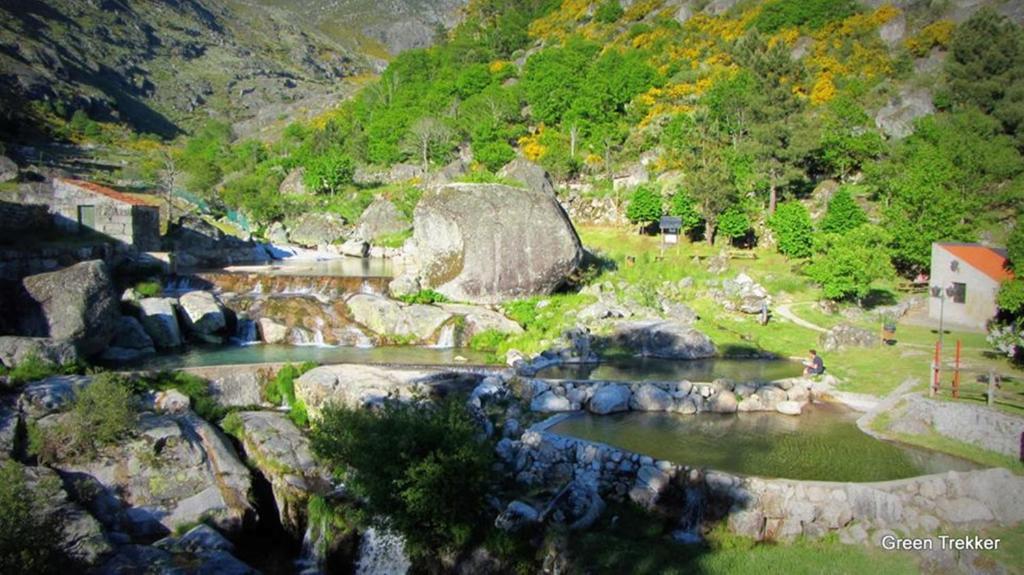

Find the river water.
[{"left": 538, "top": 357, "right": 804, "bottom": 383}]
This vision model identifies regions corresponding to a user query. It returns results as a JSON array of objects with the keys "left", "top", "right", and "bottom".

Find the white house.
[{"left": 929, "top": 243, "right": 1013, "bottom": 331}]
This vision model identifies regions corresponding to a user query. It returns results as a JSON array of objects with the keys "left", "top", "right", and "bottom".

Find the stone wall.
[
  {"left": 0, "top": 243, "right": 120, "bottom": 281},
  {"left": 504, "top": 421, "right": 1024, "bottom": 544},
  {"left": 0, "top": 199, "right": 50, "bottom": 241}
]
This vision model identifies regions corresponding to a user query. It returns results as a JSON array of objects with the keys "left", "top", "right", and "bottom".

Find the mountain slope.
[{"left": 0, "top": 0, "right": 368, "bottom": 140}]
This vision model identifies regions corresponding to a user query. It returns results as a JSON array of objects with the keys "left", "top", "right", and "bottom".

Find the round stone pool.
[
  {"left": 537, "top": 357, "right": 804, "bottom": 383},
  {"left": 549, "top": 402, "right": 980, "bottom": 482}
]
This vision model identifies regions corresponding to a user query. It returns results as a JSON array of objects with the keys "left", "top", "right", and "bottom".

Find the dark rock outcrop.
[{"left": 612, "top": 320, "right": 716, "bottom": 359}]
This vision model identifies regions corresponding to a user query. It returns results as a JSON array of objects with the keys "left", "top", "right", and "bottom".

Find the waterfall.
[
  {"left": 431, "top": 324, "right": 456, "bottom": 349},
  {"left": 163, "top": 276, "right": 194, "bottom": 294},
  {"left": 354, "top": 527, "right": 411, "bottom": 575},
  {"left": 290, "top": 328, "right": 312, "bottom": 346},
  {"left": 351, "top": 327, "right": 374, "bottom": 349},
  {"left": 312, "top": 329, "right": 326, "bottom": 347},
  {"left": 233, "top": 319, "right": 259, "bottom": 346},
  {"left": 671, "top": 487, "right": 705, "bottom": 545},
  {"left": 295, "top": 522, "right": 327, "bottom": 575},
  {"left": 359, "top": 279, "right": 376, "bottom": 295}
]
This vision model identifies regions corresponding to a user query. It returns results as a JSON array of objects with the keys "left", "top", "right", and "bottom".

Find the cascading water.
[
  {"left": 233, "top": 319, "right": 259, "bottom": 346},
  {"left": 354, "top": 527, "right": 411, "bottom": 575},
  {"left": 295, "top": 522, "right": 327, "bottom": 575},
  {"left": 671, "top": 486, "right": 705, "bottom": 544},
  {"left": 431, "top": 324, "right": 456, "bottom": 349},
  {"left": 163, "top": 276, "right": 196, "bottom": 294}
]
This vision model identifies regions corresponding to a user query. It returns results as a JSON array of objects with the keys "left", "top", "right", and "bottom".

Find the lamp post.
[{"left": 929, "top": 284, "right": 956, "bottom": 396}]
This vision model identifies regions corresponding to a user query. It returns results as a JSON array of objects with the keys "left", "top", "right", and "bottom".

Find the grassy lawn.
[{"left": 579, "top": 227, "right": 1024, "bottom": 399}]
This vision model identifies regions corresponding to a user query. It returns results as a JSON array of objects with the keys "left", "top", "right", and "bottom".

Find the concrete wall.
[{"left": 929, "top": 244, "right": 1001, "bottom": 331}]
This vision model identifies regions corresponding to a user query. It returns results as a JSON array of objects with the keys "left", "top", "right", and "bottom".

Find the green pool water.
[
  {"left": 108, "top": 344, "right": 494, "bottom": 370},
  {"left": 549, "top": 403, "right": 980, "bottom": 482},
  {"left": 538, "top": 357, "right": 804, "bottom": 383}
]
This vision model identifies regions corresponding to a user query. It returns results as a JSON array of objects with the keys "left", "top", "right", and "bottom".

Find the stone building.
[
  {"left": 48, "top": 178, "right": 161, "bottom": 251},
  {"left": 929, "top": 243, "right": 1013, "bottom": 331}
]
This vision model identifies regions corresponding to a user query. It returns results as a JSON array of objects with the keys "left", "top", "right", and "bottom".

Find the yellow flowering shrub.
[{"left": 905, "top": 20, "right": 956, "bottom": 57}]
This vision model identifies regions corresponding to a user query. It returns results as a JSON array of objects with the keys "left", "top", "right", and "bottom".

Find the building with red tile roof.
[{"left": 929, "top": 243, "right": 1013, "bottom": 331}]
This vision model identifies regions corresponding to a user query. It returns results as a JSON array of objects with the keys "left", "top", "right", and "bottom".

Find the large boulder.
[
  {"left": 231, "top": 412, "right": 330, "bottom": 536},
  {"left": 49, "top": 410, "right": 254, "bottom": 539},
  {"left": 19, "top": 260, "right": 119, "bottom": 356},
  {"left": 178, "top": 291, "right": 226, "bottom": 335},
  {"left": 138, "top": 298, "right": 183, "bottom": 348},
  {"left": 613, "top": 321, "right": 716, "bottom": 359},
  {"left": 357, "top": 198, "right": 410, "bottom": 242},
  {"left": 396, "top": 183, "right": 583, "bottom": 304},
  {"left": 630, "top": 383, "right": 673, "bottom": 412},
  {"left": 294, "top": 364, "right": 445, "bottom": 417},
  {"left": 0, "top": 155, "right": 17, "bottom": 182},
  {"left": 438, "top": 303, "right": 523, "bottom": 342},
  {"left": 19, "top": 465, "right": 113, "bottom": 565},
  {"left": 588, "top": 384, "right": 631, "bottom": 415},
  {"left": 0, "top": 336, "right": 79, "bottom": 368},
  {"left": 279, "top": 168, "right": 308, "bottom": 196},
  {"left": 286, "top": 213, "right": 348, "bottom": 248},
  {"left": 875, "top": 88, "right": 935, "bottom": 139},
  {"left": 820, "top": 323, "right": 877, "bottom": 352},
  {"left": 346, "top": 293, "right": 452, "bottom": 343},
  {"left": 498, "top": 158, "right": 555, "bottom": 197},
  {"left": 100, "top": 316, "right": 156, "bottom": 362},
  {"left": 165, "top": 214, "right": 270, "bottom": 268}
]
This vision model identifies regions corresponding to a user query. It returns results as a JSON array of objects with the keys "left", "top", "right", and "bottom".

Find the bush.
[
  {"left": 595, "top": 0, "right": 624, "bottom": 24},
  {"left": 144, "top": 371, "right": 224, "bottom": 422},
  {"left": 669, "top": 190, "right": 703, "bottom": 233},
  {"left": 33, "top": 373, "right": 137, "bottom": 463},
  {"left": 265, "top": 362, "right": 317, "bottom": 427},
  {"left": 310, "top": 396, "right": 494, "bottom": 558},
  {"left": 6, "top": 354, "right": 60, "bottom": 386},
  {"left": 819, "top": 187, "right": 867, "bottom": 234},
  {"left": 768, "top": 202, "right": 814, "bottom": 258},
  {"left": 134, "top": 280, "right": 162, "bottom": 298},
  {"left": 468, "top": 329, "right": 508, "bottom": 352},
  {"left": 0, "top": 462, "right": 68, "bottom": 573},
  {"left": 625, "top": 185, "right": 662, "bottom": 228},
  {"left": 397, "top": 289, "right": 450, "bottom": 305},
  {"left": 753, "top": 0, "right": 860, "bottom": 33}
]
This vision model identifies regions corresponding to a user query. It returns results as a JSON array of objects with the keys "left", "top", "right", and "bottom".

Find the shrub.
[
  {"left": 669, "top": 190, "right": 703, "bottom": 233},
  {"left": 753, "top": 0, "right": 860, "bottom": 33},
  {"left": 145, "top": 371, "right": 224, "bottom": 422},
  {"left": 0, "top": 462, "right": 68, "bottom": 573},
  {"left": 134, "top": 280, "right": 162, "bottom": 298},
  {"left": 595, "top": 0, "right": 624, "bottom": 24},
  {"left": 33, "top": 373, "right": 137, "bottom": 463},
  {"left": 310, "top": 396, "right": 494, "bottom": 558},
  {"left": 468, "top": 329, "right": 508, "bottom": 352},
  {"left": 266, "top": 362, "right": 317, "bottom": 427},
  {"left": 6, "top": 354, "right": 59, "bottom": 385},
  {"left": 768, "top": 202, "right": 814, "bottom": 258},
  {"left": 819, "top": 187, "right": 868, "bottom": 234},
  {"left": 398, "top": 289, "right": 450, "bottom": 305},
  {"left": 625, "top": 185, "right": 662, "bottom": 228},
  {"left": 806, "top": 224, "right": 894, "bottom": 303}
]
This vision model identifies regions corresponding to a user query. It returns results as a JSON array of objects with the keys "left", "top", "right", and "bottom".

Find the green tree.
[
  {"left": 669, "top": 189, "right": 703, "bottom": 233},
  {"left": 0, "top": 462, "right": 68, "bottom": 573},
  {"left": 806, "top": 224, "right": 894, "bottom": 303},
  {"left": 819, "top": 187, "right": 867, "bottom": 234},
  {"left": 626, "top": 185, "right": 662, "bottom": 230},
  {"left": 768, "top": 201, "right": 814, "bottom": 258},
  {"left": 947, "top": 9, "right": 1024, "bottom": 142},
  {"left": 816, "top": 97, "right": 884, "bottom": 180},
  {"left": 310, "top": 396, "right": 493, "bottom": 558},
  {"left": 522, "top": 38, "right": 599, "bottom": 125},
  {"left": 1007, "top": 224, "right": 1024, "bottom": 273},
  {"left": 717, "top": 207, "right": 752, "bottom": 245},
  {"left": 752, "top": 0, "right": 860, "bottom": 33}
]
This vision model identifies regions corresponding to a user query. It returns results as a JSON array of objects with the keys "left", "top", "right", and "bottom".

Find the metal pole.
[{"left": 952, "top": 339, "right": 961, "bottom": 399}]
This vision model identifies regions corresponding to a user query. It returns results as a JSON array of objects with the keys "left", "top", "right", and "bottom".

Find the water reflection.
[{"left": 538, "top": 357, "right": 804, "bottom": 383}]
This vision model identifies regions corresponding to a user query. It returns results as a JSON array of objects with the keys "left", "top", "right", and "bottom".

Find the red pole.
[
  {"left": 931, "top": 340, "right": 941, "bottom": 397},
  {"left": 952, "top": 340, "right": 961, "bottom": 399}
]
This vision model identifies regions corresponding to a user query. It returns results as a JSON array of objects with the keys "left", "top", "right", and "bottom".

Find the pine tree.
[{"left": 819, "top": 187, "right": 867, "bottom": 234}]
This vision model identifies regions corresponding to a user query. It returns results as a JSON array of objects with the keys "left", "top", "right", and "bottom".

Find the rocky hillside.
[
  {"left": 248, "top": 0, "right": 468, "bottom": 55},
  {"left": 0, "top": 0, "right": 377, "bottom": 141}
]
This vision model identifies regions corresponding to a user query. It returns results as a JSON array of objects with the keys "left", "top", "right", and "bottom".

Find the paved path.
[{"left": 775, "top": 302, "right": 827, "bottom": 333}]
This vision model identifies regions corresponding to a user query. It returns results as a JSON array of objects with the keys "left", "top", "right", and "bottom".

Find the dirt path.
[{"left": 775, "top": 302, "right": 827, "bottom": 333}]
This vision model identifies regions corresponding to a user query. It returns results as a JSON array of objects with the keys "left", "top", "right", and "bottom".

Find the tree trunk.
[
  {"left": 768, "top": 182, "right": 777, "bottom": 215},
  {"left": 705, "top": 221, "right": 715, "bottom": 246}
]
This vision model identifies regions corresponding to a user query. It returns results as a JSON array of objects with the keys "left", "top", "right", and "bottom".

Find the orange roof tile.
[
  {"left": 58, "top": 178, "right": 154, "bottom": 207},
  {"left": 938, "top": 243, "right": 1014, "bottom": 282}
]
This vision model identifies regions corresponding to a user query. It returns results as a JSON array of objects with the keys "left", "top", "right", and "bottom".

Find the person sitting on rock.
[{"left": 802, "top": 349, "right": 825, "bottom": 376}]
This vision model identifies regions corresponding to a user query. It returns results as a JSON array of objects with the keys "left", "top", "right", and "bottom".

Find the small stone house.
[
  {"left": 929, "top": 243, "right": 1013, "bottom": 331},
  {"left": 51, "top": 178, "right": 161, "bottom": 251}
]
